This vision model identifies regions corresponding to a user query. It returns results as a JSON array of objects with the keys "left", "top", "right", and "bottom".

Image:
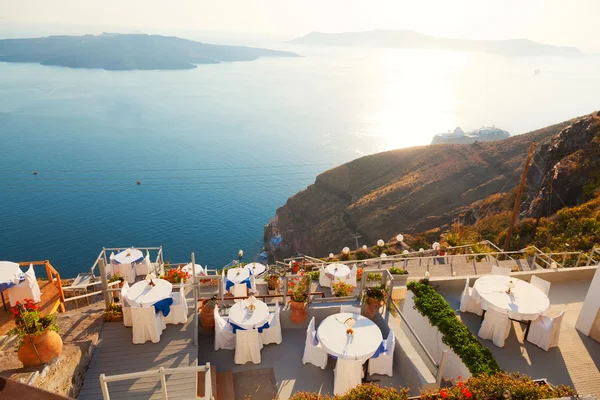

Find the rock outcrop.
[
  {"left": 431, "top": 127, "right": 510, "bottom": 145},
  {"left": 264, "top": 115, "right": 586, "bottom": 260}
]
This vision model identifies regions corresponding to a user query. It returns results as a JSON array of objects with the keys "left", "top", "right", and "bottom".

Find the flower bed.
[{"left": 407, "top": 280, "right": 500, "bottom": 376}]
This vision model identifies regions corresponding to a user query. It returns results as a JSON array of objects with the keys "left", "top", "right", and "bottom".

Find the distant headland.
[
  {"left": 431, "top": 126, "right": 510, "bottom": 145},
  {"left": 290, "top": 29, "right": 582, "bottom": 57},
  {"left": 0, "top": 33, "right": 300, "bottom": 71}
]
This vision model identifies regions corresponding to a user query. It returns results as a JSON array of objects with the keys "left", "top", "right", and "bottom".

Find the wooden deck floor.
[
  {"left": 78, "top": 318, "right": 198, "bottom": 400},
  {"left": 0, "top": 279, "right": 61, "bottom": 336}
]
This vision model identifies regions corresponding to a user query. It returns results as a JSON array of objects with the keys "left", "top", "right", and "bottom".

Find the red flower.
[
  {"left": 462, "top": 388, "right": 472, "bottom": 398},
  {"left": 458, "top": 376, "right": 462, "bottom": 381},
  {"left": 457, "top": 381, "right": 463, "bottom": 388},
  {"left": 439, "top": 389, "right": 448, "bottom": 399}
]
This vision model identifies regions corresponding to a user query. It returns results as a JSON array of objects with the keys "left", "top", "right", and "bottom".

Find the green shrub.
[
  {"left": 363, "top": 284, "right": 387, "bottom": 302},
  {"left": 355, "top": 248, "right": 374, "bottom": 260},
  {"left": 389, "top": 266, "right": 408, "bottom": 275},
  {"left": 307, "top": 271, "right": 320, "bottom": 281},
  {"left": 289, "top": 383, "right": 409, "bottom": 399},
  {"left": 366, "top": 272, "right": 381, "bottom": 281},
  {"left": 407, "top": 281, "right": 500, "bottom": 376}
]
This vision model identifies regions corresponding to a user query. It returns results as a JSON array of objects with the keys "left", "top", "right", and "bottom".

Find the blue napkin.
[
  {"left": 231, "top": 321, "right": 270, "bottom": 334},
  {"left": 371, "top": 341, "right": 386, "bottom": 358},
  {"left": 153, "top": 297, "right": 173, "bottom": 317}
]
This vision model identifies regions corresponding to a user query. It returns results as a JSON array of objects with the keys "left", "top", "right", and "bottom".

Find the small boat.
[{"left": 33, "top": 171, "right": 38, "bottom": 175}]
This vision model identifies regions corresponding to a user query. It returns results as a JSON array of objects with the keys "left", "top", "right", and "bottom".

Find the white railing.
[
  {"left": 89, "top": 246, "right": 164, "bottom": 277},
  {"left": 99, "top": 363, "right": 212, "bottom": 400}
]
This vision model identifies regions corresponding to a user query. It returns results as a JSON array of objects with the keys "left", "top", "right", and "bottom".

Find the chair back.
[
  {"left": 272, "top": 300, "right": 280, "bottom": 327},
  {"left": 491, "top": 266, "right": 511, "bottom": 276},
  {"left": 319, "top": 265, "right": 330, "bottom": 287},
  {"left": 221, "top": 270, "right": 226, "bottom": 294},
  {"left": 121, "top": 282, "right": 130, "bottom": 306},
  {"left": 530, "top": 275, "right": 551, "bottom": 296},
  {"left": 340, "top": 305, "right": 361, "bottom": 314},
  {"left": 236, "top": 329, "right": 259, "bottom": 345},
  {"left": 464, "top": 276, "right": 470, "bottom": 290},
  {"left": 347, "top": 264, "right": 358, "bottom": 286},
  {"left": 214, "top": 306, "right": 228, "bottom": 330},
  {"left": 385, "top": 330, "right": 396, "bottom": 355},
  {"left": 130, "top": 306, "right": 156, "bottom": 323},
  {"left": 307, "top": 316, "right": 316, "bottom": 334},
  {"left": 25, "top": 264, "right": 36, "bottom": 284},
  {"left": 485, "top": 307, "right": 509, "bottom": 323},
  {"left": 550, "top": 311, "right": 565, "bottom": 333}
]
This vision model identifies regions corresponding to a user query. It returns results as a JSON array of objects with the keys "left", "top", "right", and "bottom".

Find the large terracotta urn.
[
  {"left": 18, "top": 330, "right": 63, "bottom": 367},
  {"left": 289, "top": 300, "right": 307, "bottom": 324},
  {"left": 364, "top": 297, "right": 383, "bottom": 319},
  {"left": 200, "top": 299, "right": 215, "bottom": 331}
]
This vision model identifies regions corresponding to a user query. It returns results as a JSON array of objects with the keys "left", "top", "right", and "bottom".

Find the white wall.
[
  {"left": 576, "top": 266, "right": 600, "bottom": 335},
  {"left": 403, "top": 291, "right": 472, "bottom": 380}
]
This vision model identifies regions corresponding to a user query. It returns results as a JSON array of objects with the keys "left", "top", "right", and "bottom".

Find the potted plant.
[
  {"left": 525, "top": 246, "right": 537, "bottom": 267},
  {"left": 389, "top": 266, "right": 409, "bottom": 286},
  {"left": 362, "top": 284, "right": 387, "bottom": 319},
  {"left": 332, "top": 280, "right": 355, "bottom": 297},
  {"left": 8, "top": 299, "right": 62, "bottom": 367},
  {"left": 200, "top": 296, "right": 217, "bottom": 331},
  {"left": 291, "top": 261, "right": 302, "bottom": 274},
  {"left": 108, "top": 275, "right": 124, "bottom": 301},
  {"left": 104, "top": 303, "right": 123, "bottom": 322},
  {"left": 162, "top": 267, "right": 191, "bottom": 290},
  {"left": 289, "top": 275, "right": 310, "bottom": 324},
  {"left": 264, "top": 274, "right": 280, "bottom": 296}
]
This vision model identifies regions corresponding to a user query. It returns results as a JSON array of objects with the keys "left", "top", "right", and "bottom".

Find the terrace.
[{"left": 74, "top": 244, "right": 600, "bottom": 399}]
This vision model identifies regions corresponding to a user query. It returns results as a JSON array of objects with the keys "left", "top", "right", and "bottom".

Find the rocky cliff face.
[{"left": 265, "top": 115, "right": 582, "bottom": 259}]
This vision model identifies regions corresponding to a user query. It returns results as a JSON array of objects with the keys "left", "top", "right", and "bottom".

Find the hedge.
[{"left": 407, "top": 280, "right": 500, "bottom": 376}]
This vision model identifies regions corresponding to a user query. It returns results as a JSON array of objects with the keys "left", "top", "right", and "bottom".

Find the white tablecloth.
[
  {"left": 325, "top": 264, "right": 350, "bottom": 281},
  {"left": 228, "top": 298, "right": 270, "bottom": 330},
  {"left": 227, "top": 267, "right": 250, "bottom": 284},
  {"left": 126, "top": 278, "right": 172, "bottom": 308},
  {"left": 0, "top": 261, "right": 23, "bottom": 291},
  {"left": 472, "top": 275, "right": 550, "bottom": 321},
  {"left": 182, "top": 263, "right": 205, "bottom": 276},
  {"left": 113, "top": 249, "right": 144, "bottom": 264},
  {"left": 317, "top": 312, "right": 383, "bottom": 361},
  {"left": 245, "top": 262, "right": 266, "bottom": 276}
]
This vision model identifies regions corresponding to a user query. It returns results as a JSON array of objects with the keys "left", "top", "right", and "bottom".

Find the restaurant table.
[
  {"left": 228, "top": 298, "right": 270, "bottom": 331},
  {"left": 125, "top": 278, "right": 172, "bottom": 308},
  {"left": 325, "top": 263, "right": 351, "bottom": 283},
  {"left": 317, "top": 312, "right": 383, "bottom": 361},
  {"left": 226, "top": 267, "right": 252, "bottom": 291},
  {"left": 182, "top": 263, "right": 205, "bottom": 277},
  {"left": 472, "top": 275, "right": 550, "bottom": 340},
  {"left": 0, "top": 261, "right": 24, "bottom": 311},
  {"left": 245, "top": 262, "right": 266, "bottom": 276}
]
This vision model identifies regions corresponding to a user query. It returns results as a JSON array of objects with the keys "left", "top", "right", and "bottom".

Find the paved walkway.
[{"left": 440, "top": 279, "right": 600, "bottom": 398}]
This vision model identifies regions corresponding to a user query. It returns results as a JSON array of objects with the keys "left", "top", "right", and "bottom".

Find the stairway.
[{"left": 197, "top": 365, "right": 235, "bottom": 400}]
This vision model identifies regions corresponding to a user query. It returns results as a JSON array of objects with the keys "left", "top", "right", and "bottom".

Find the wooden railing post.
[{"left": 98, "top": 258, "right": 111, "bottom": 309}]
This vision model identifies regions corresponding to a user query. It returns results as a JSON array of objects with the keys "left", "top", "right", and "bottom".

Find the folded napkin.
[
  {"left": 230, "top": 321, "right": 270, "bottom": 334},
  {"left": 153, "top": 297, "right": 174, "bottom": 317}
]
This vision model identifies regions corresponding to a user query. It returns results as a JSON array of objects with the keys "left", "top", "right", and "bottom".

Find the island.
[
  {"left": 290, "top": 29, "right": 582, "bottom": 57},
  {"left": 431, "top": 126, "right": 510, "bottom": 145},
  {"left": 0, "top": 33, "right": 300, "bottom": 71}
]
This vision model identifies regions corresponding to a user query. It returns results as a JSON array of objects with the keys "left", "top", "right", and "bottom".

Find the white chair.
[
  {"left": 234, "top": 329, "right": 263, "bottom": 364},
  {"left": 130, "top": 306, "right": 163, "bottom": 344},
  {"left": 490, "top": 265, "right": 511, "bottom": 276},
  {"left": 459, "top": 277, "right": 483, "bottom": 316},
  {"left": 478, "top": 307, "right": 511, "bottom": 348},
  {"left": 120, "top": 282, "right": 133, "bottom": 327},
  {"left": 214, "top": 306, "right": 236, "bottom": 350},
  {"left": 164, "top": 286, "right": 188, "bottom": 324},
  {"left": 368, "top": 330, "right": 395, "bottom": 377},
  {"left": 250, "top": 273, "right": 257, "bottom": 293},
  {"left": 135, "top": 253, "right": 151, "bottom": 277},
  {"left": 334, "top": 359, "right": 363, "bottom": 395},
  {"left": 319, "top": 265, "right": 330, "bottom": 288},
  {"left": 233, "top": 283, "right": 247, "bottom": 302},
  {"left": 347, "top": 264, "right": 357, "bottom": 287},
  {"left": 8, "top": 264, "right": 42, "bottom": 306},
  {"left": 302, "top": 317, "right": 328, "bottom": 369},
  {"left": 260, "top": 300, "right": 282, "bottom": 345},
  {"left": 113, "top": 262, "right": 136, "bottom": 284},
  {"left": 530, "top": 275, "right": 551, "bottom": 296},
  {"left": 340, "top": 305, "right": 361, "bottom": 315},
  {"left": 527, "top": 312, "right": 564, "bottom": 351}
]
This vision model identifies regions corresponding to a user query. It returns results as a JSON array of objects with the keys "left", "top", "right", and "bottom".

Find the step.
[
  {"left": 197, "top": 364, "right": 217, "bottom": 399},
  {"left": 216, "top": 370, "right": 235, "bottom": 400}
]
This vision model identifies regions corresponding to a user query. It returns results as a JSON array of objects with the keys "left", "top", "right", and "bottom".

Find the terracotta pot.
[
  {"left": 364, "top": 297, "right": 383, "bottom": 319},
  {"left": 200, "top": 300, "right": 215, "bottom": 331},
  {"left": 289, "top": 300, "right": 307, "bottom": 324},
  {"left": 18, "top": 330, "right": 63, "bottom": 367},
  {"left": 292, "top": 265, "right": 300, "bottom": 274}
]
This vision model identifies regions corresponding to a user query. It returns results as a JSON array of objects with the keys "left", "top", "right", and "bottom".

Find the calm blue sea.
[{"left": 1, "top": 43, "right": 599, "bottom": 277}]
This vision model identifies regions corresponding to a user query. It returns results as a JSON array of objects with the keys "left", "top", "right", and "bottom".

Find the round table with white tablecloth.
[
  {"left": 472, "top": 275, "right": 550, "bottom": 321},
  {"left": 112, "top": 248, "right": 144, "bottom": 264},
  {"left": 317, "top": 312, "right": 383, "bottom": 361},
  {"left": 182, "top": 263, "right": 205, "bottom": 277},
  {"left": 228, "top": 298, "right": 270, "bottom": 330},
  {"left": 0, "top": 261, "right": 24, "bottom": 311},
  {"left": 325, "top": 263, "right": 351, "bottom": 283},
  {"left": 125, "top": 278, "right": 172, "bottom": 308}
]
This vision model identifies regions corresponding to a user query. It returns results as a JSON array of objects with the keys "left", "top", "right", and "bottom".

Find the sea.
[{"left": 1, "top": 36, "right": 600, "bottom": 277}]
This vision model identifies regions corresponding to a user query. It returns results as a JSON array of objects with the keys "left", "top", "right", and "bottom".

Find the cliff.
[
  {"left": 431, "top": 127, "right": 510, "bottom": 145},
  {"left": 264, "top": 114, "right": 593, "bottom": 259},
  {"left": 0, "top": 33, "right": 299, "bottom": 71}
]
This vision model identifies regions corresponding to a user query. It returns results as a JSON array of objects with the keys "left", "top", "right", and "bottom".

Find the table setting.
[
  {"left": 125, "top": 277, "right": 173, "bottom": 313},
  {"left": 228, "top": 296, "right": 270, "bottom": 333},
  {"left": 0, "top": 261, "right": 25, "bottom": 310},
  {"left": 110, "top": 248, "right": 145, "bottom": 284},
  {"left": 225, "top": 267, "right": 252, "bottom": 291},
  {"left": 472, "top": 275, "right": 550, "bottom": 339},
  {"left": 317, "top": 312, "right": 383, "bottom": 361},
  {"left": 244, "top": 262, "right": 266, "bottom": 277},
  {"left": 325, "top": 263, "right": 351, "bottom": 283}
]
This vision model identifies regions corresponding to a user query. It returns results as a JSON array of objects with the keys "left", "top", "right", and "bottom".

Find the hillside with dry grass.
[{"left": 265, "top": 114, "right": 595, "bottom": 259}]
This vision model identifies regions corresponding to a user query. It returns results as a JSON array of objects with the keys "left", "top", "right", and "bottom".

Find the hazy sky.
[{"left": 2, "top": 0, "right": 599, "bottom": 52}]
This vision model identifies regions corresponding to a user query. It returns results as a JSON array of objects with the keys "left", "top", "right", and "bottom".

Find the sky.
[{"left": 1, "top": 0, "right": 599, "bottom": 53}]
